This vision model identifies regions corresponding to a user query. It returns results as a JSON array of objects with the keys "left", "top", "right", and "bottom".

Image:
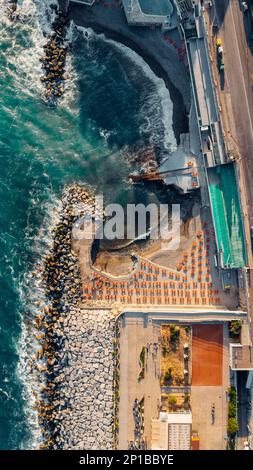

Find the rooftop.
[
  {"left": 230, "top": 344, "right": 253, "bottom": 370},
  {"left": 122, "top": 0, "right": 176, "bottom": 27},
  {"left": 207, "top": 163, "right": 247, "bottom": 269},
  {"left": 152, "top": 412, "right": 192, "bottom": 450}
]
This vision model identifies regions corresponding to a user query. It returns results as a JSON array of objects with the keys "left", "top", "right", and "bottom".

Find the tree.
[
  {"left": 140, "top": 347, "right": 145, "bottom": 366},
  {"left": 170, "top": 325, "right": 180, "bottom": 348},
  {"left": 228, "top": 402, "right": 237, "bottom": 419},
  {"left": 227, "top": 417, "right": 239, "bottom": 435},
  {"left": 164, "top": 368, "right": 173, "bottom": 384},
  {"left": 229, "top": 321, "right": 242, "bottom": 338},
  {"left": 168, "top": 396, "right": 177, "bottom": 406},
  {"left": 228, "top": 386, "right": 237, "bottom": 403}
]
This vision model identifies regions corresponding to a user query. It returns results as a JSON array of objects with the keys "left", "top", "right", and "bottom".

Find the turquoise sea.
[{"left": 0, "top": 0, "right": 176, "bottom": 448}]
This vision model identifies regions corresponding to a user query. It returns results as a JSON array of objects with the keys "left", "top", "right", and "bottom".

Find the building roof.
[
  {"left": 152, "top": 412, "right": 192, "bottom": 450},
  {"left": 122, "top": 0, "right": 174, "bottom": 26},
  {"left": 207, "top": 163, "right": 247, "bottom": 269},
  {"left": 165, "top": 412, "right": 192, "bottom": 424},
  {"left": 168, "top": 422, "right": 191, "bottom": 450},
  {"left": 230, "top": 344, "right": 253, "bottom": 370}
]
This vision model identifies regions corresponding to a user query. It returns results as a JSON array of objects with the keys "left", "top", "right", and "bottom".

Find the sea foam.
[{"left": 76, "top": 25, "right": 177, "bottom": 154}]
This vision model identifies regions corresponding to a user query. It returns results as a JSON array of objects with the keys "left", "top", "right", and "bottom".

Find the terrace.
[
  {"left": 122, "top": 0, "right": 177, "bottom": 28},
  {"left": 207, "top": 163, "right": 247, "bottom": 269}
]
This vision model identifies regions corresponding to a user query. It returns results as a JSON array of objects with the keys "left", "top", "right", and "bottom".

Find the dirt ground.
[
  {"left": 75, "top": 203, "right": 239, "bottom": 310},
  {"left": 94, "top": 204, "right": 200, "bottom": 275},
  {"left": 160, "top": 324, "right": 191, "bottom": 387},
  {"left": 192, "top": 324, "right": 223, "bottom": 386}
]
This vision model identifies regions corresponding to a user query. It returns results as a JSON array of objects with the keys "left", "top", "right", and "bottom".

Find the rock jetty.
[
  {"left": 40, "top": 8, "right": 70, "bottom": 104},
  {"left": 6, "top": 0, "right": 18, "bottom": 21},
  {"left": 30, "top": 184, "right": 120, "bottom": 449}
]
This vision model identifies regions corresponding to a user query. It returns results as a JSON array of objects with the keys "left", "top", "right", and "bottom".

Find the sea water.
[{"left": 0, "top": 0, "right": 176, "bottom": 448}]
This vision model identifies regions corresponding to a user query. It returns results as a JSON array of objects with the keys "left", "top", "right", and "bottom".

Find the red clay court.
[{"left": 192, "top": 324, "right": 223, "bottom": 386}]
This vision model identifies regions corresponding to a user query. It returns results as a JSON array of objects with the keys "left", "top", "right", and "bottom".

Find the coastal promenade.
[{"left": 118, "top": 312, "right": 230, "bottom": 449}]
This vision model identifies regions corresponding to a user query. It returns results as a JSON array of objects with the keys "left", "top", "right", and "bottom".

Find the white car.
[{"left": 242, "top": 2, "right": 248, "bottom": 12}]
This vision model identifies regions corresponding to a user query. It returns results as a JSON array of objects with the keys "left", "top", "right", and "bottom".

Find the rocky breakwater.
[
  {"left": 32, "top": 184, "right": 120, "bottom": 449},
  {"left": 5, "top": 0, "right": 18, "bottom": 21},
  {"left": 40, "top": 9, "right": 70, "bottom": 104},
  {"left": 53, "top": 307, "right": 119, "bottom": 450}
]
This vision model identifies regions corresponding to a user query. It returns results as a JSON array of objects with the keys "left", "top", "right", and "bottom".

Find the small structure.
[
  {"left": 122, "top": 0, "right": 177, "bottom": 29},
  {"left": 191, "top": 431, "right": 200, "bottom": 450},
  {"left": 151, "top": 411, "right": 192, "bottom": 450},
  {"left": 70, "top": 0, "right": 96, "bottom": 5},
  {"left": 129, "top": 134, "right": 199, "bottom": 193},
  {"left": 176, "top": 0, "right": 193, "bottom": 16},
  {"left": 157, "top": 134, "right": 199, "bottom": 193},
  {"left": 230, "top": 344, "right": 253, "bottom": 371}
]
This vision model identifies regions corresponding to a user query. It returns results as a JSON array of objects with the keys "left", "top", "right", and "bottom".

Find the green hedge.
[
  {"left": 227, "top": 386, "right": 238, "bottom": 449},
  {"left": 227, "top": 417, "right": 239, "bottom": 435}
]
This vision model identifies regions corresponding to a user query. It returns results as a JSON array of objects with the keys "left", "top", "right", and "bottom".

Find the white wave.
[
  {"left": 60, "top": 20, "right": 79, "bottom": 107},
  {"left": 0, "top": 387, "right": 16, "bottom": 402},
  {"left": 0, "top": 0, "right": 77, "bottom": 105},
  {"left": 16, "top": 191, "right": 62, "bottom": 449},
  {"left": 107, "top": 39, "right": 177, "bottom": 152},
  {"left": 76, "top": 25, "right": 177, "bottom": 153},
  {"left": 0, "top": 0, "right": 57, "bottom": 98}
]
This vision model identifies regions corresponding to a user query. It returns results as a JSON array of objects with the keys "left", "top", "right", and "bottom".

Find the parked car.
[
  {"left": 242, "top": 2, "right": 248, "bottom": 13},
  {"left": 216, "top": 38, "right": 224, "bottom": 72}
]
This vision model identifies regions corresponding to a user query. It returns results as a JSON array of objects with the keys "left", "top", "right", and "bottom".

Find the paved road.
[
  {"left": 206, "top": 0, "right": 253, "bottom": 342},
  {"left": 213, "top": 0, "right": 253, "bottom": 225},
  {"left": 237, "top": 371, "right": 250, "bottom": 449}
]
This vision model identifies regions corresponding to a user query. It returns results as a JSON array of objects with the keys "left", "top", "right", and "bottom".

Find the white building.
[{"left": 151, "top": 411, "right": 192, "bottom": 450}]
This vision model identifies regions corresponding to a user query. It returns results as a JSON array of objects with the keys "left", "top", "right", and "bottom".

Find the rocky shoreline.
[
  {"left": 6, "top": 1, "right": 18, "bottom": 21},
  {"left": 30, "top": 185, "right": 120, "bottom": 449},
  {"left": 40, "top": 7, "right": 70, "bottom": 104}
]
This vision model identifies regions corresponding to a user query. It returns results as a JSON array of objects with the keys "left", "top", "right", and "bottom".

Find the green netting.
[{"left": 207, "top": 163, "right": 247, "bottom": 268}]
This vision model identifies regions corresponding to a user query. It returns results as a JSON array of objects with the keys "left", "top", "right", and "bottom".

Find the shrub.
[
  {"left": 227, "top": 417, "right": 239, "bottom": 435},
  {"left": 229, "top": 320, "right": 242, "bottom": 338},
  {"left": 162, "top": 345, "right": 169, "bottom": 357},
  {"left": 169, "top": 396, "right": 177, "bottom": 406},
  {"left": 140, "top": 347, "right": 145, "bottom": 366},
  {"left": 228, "top": 402, "right": 237, "bottom": 419},
  {"left": 228, "top": 386, "right": 237, "bottom": 403},
  {"left": 170, "top": 325, "right": 180, "bottom": 347},
  {"left": 138, "top": 369, "right": 145, "bottom": 382},
  {"left": 227, "top": 386, "right": 238, "bottom": 443},
  {"left": 164, "top": 368, "right": 173, "bottom": 383}
]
